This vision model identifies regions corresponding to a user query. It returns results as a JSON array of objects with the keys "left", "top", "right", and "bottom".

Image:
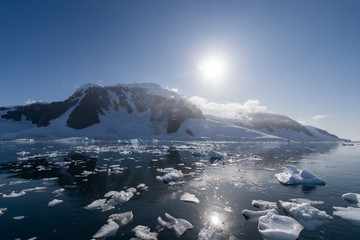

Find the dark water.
[{"left": 0, "top": 140, "right": 359, "bottom": 240}]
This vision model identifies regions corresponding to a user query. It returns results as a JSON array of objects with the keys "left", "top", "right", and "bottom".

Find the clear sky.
[{"left": 1, "top": 0, "right": 360, "bottom": 140}]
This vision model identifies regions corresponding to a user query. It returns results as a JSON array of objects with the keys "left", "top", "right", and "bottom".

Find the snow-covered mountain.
[{"left": 0, "top": 83, "right": 342, "bottom": 141}]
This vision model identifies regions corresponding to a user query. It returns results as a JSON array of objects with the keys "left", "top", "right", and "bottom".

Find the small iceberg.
[
  {"left": 13, "top": 216, "right": 25, "bottom": 220},
  {"left": 106, "top": 190, "right": 134, "bottom": 205},
  {"left": 156, "top": 168, "right": 183, "bottom": 183},
  {"left": 342, "top": 193, "right": 360, "bottom": 205},
  {"left": 275, "top": 165, "right": 325, "bottom": 185},
  {"left": 84, "top": 199, "right": 107, "bottom": 210},
  {"left": 48, "top": 199, "right": 63, "bottom": 207},
  {"left": 252, "top": 199, "right": 278, "bottom": 210},
  {"left": 0, "top": 208, "right": 7, "bottom": 215},
  {"left": 180, "top": 192, "right": 200, "bottom": 204},
  {"left": 109, "top": 211, "right": 133, "bottom": 225},
  {"left": 132, "top": 225, "right": 158, "bottom": 240},
  {"left": 93, "top": 219, "right": 119, "bottom": 238},
  {"left": 2, "top": 190, "right": 26, "bottom": 198},
  {"left": 206, "top": 149, "right": 223, "bottom": 160},
  {"left": 198, "top": 216, "right": 224, "bottom": 240},
  {"left": 333, "top": 206, "right": 360, "bottom": 225},
  {"left": 157, "top": 213, "right": 193, "bottom": 236},
  {"left": 279, "top": 201, "right": 332, "bottom": 230},
  {"left": 242, "top": 209, "right": 278, "bottom": 220},
  {"left": 258, "top": 212, "right": 303, "bottom": 240}
]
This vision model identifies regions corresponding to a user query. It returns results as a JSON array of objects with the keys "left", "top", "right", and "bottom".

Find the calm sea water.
[{"left": 0, "top": 140, "right": 359, "bottom": 240}]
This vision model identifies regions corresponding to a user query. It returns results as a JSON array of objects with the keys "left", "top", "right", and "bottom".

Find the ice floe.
[
  {"left": 258, "top": 212, "right": 303, "bottom": 240},
  {"left": 180, "top": 192, "right": 200, "bottom": 204},
  {"left": 279, "top": 201, "right": 332, "bottom": 230},
  {"left": 2, "top": 190, "right": 26, "bottom": 198},
  {"left": 275, "top": 165, "right": 325, "bottom": 185},
  {"left": 13, "top": 216, "right": 25, "bottom": 220},
  {"left": 342, "top": 193, "right": 360, "bottom": 205},
  {"left": 156, "top": 168, "right": 183, "bottom": 183},
  {"left": 48, "top": 199, "right": 63, "bottom": 207},
  {"left": 109, "top": 211, "right": 133, "bottom": 225},
  {"left": 252, "top": 199, "right": 278, "bottom": 210},
  {"left": 157, "top": 213, "right": 193, "bottom": 236},
  {"left": 333, "top": 206, "right": 360, "bottom": 225},
  {"left": 198, "top": 216, "right": 224, "bottom": 240},
  {"left": 52, "top": 188, "right": 65, "bottom": 196},
  {"left": 84, "top": 199, "right": 107, "bottom": 210},
  {"left": 93, "top": 219, "right": 119, "bottom": 239},
  {"left": 0, "top": 207, "right": 7, "bottom": 215},
  {"left": 288, "top": 198, "right": 324, "bottom": 205},
  {"left": 242, "top": 209, "right": 278, "bottom": 220},
  {"left": 106, "top": 190, "right": 134, "bottom": 205},
  {"left": 132, "top": 225, "right": 158, "bottom": 240}
]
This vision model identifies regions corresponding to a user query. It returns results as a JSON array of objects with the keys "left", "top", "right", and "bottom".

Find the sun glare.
[{"left": 198, "top": 56, "right": 228, "bottom": 83}]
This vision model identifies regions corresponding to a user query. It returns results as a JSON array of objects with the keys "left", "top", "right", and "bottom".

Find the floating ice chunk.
[
  {"left": 279, "top": 201, "right": 332, "bottom": 230},
  {"left": 242, "top": 209, "right": 278, "bottom": 220},
  {"left": 342, "top": 193, "right": 360, "bottom": 205},
  {"left": 156, "top": 213, "right": 193, "bottom": 236},
  {"left": 252, "top": 200, "right": 278, "bottom": 210},
  {"left": 192, "top": 162, "right": 206, "bottom": 168},
  {"left": 48, "top": 199, "right": 63, "bottom": 207},
  {"left": 258, "top": 212, "right": 303, "bottom": 240},
  {"left": 333, "top": 206, "right": 360, "bottom": 225},
  {"left": 109, "top": 211, "right": 133, "bottom": 225},
  {"left": 206, "top": 149, "right": 223, "bottom": 160},
  {"left": 156, "top": 168, "right": 183, "bottom": 183},
  {"left": 93, "top": 219, "right": 119, "bottom": 239},
  {"left": 198, "top": 217, "right": 224, "bottom": 240},
  {"left": 118, "top": 139, "right": 130, "bottom": 144},
  {"left": 136, "top": 183, "right": 148, "bottom": 190},
  {"left": 0, "top": 183, "right": 6, "bottom": 188},
  {"left": 127, "top": 187, "right": 137, "bottom": 193},
  {"left": 23, "top": 186, "right": 47, "bottom": 192},
  {"left": 289, "top": 198, "right": 324, "bottom": 205},
  {"left": 0, "top": 207, "right": 7, "bottom": 215},
  {"left": 28, "top": 237, "right": 37, "bottom": 240},
  {"left": 52, "top": 188, "right": 65, "bottom": 196},
  {"left": 130, "top": 138, "right": 144, "bottom": 146},
  {"left": 104, "top": 191, "right": 118, "bottom": 198},
  {"left": 180, "top": 192, "right": 200, "bottom": 204},
  {"left": 275, "top": 165, "right": 325, "bottom": 185},
  {"left": 2, "top": 190, "right": 26, "bottom": 198},
  {"left": 13, "top": 216, "right": 25, "bottom": 220},
  {"left": 132, "top": 225, "right": 158, "bottom": 240},
  {"left": 107, "top": 191, "right": 134, "bottom": 205},
  {"left": 9, "top": 180, "right": 31, "bottom": 185},
  {"left": 84, "top": 199, "right": 107, "bottom": 210}
]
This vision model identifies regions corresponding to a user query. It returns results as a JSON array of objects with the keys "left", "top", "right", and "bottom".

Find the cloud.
[
  {"left": 24, "top": 99, "right": 42, "bottom": 105},
  {"left": 188, "top": 96, "right": 268, "bottom": 118},
  {"left": 311, "top": 114, "right": 328, "bottom": 120},
  {"left": 165, "top": 87, "right": 178, "bottom": 93}
]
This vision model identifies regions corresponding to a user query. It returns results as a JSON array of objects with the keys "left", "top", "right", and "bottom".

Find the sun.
[{"left": 198, "top": 56, "right": 228, "bottom": 83}]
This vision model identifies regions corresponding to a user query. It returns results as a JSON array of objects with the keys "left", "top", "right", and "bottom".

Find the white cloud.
[
  {"left": 311, "top": 114, "right": 328, "bottom": 120},
  {"left": 188, "top": 96, "right": 268, "bottom": 118},
  {"left": 165, "top": 87, "right": 178, "bottom": 93},
  {"left": 24, "top": 99, "right": 42, "bottom": 105}
]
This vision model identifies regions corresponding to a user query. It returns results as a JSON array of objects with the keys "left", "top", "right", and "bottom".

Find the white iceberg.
[
  {"left": 107, "top": 190, "right": 134, "bottom": 205},
  {"left": 157, "top": 213, "right": 193, "bottom": 236},
  {"left": 258, "top": 212, "right": 303, "bottom": 240},
  {"left": 48, "top": 199, "right": 63, "bottom": 207},
  {"left": 84, "top": 199, "right": 107, "bottom": 210},
  {"left": 275, "top": 165, "right": 325, "bottom": 185},
  {"left": 342, "top": 193, "right": 360, "bottom": 205},
  {"left": 279, "top": 201, "right": 332, "bottom": 230},
  {"left": 104, "top": 191, "right": 119, "bottom": 198},
  {"left": 2, "top": 190, "right": 26, "bottom": 198},
  {"left": 13, "top": 216, "right": 25, "bottom": 220},
  {"left": 252, "top": 199, "right": 277, "bottom": 210},
  {"left": 0, "top": 207, "right": 7, "bottom": 215},
  {"left": 132, "top": 225, "right": 158, "bottom": 240},
  {"left": 156, "top": 168, "right": 183, "bottom": 183},
  {"left": 127, "top": 187, "right": 137, "bottom": 193},
  {"left": 289, "top": 198, "right": 324, "bottom": 205},
  {"left": 180, "top": 192, "right": 200, "bottom": 204},
  {"left": 52, "top": 188, "right": 65, "bottom": 196},
  {"left": 242, "top": 209, "right": 278, "bottom": 220},
  {"left": 109, "top": 211, "right": 133, "bottom": 225},
  {"left": 93, "top": 219, "right": 119, "bottom": 238},
  {"left": 333, "top": 206, "right": 360, "bottom": 225}
]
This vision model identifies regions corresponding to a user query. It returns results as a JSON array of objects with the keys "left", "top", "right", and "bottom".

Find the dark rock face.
[
  {"left": 236, "top": 112, "right": 314, "bottom": 136},
  {"left": 0, "top": 84, "right": 204, "bottom": 133}
]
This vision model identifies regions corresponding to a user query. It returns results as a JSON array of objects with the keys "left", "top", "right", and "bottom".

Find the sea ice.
[
  {"left": 52, "top": 188, "right": 65, "bottom": 196},
  {"left": 104, "top": 191, "right": 118, "bottom": 198},
  {"left": 13, "top": 216, "right": 25, "bottom": 220},
  {"left": 106, "top": 191, "right": 134, "bottom": 205},
  {"left": 48, "top": 199, "right": 63, "bottom": 207},
  {"left": 127, "top": 187, "right": 137, "bottom": 193},
  {"left": 109, "top": 211, "right": 133, "bottom": 225},
  {"left": 342, "top": 193, "right": 360, "bottom": 205},
  {"left": 275, "top": 165, "right": 325, "bottom": 185},
  {"left": 136, "top": 183, "right": 148, "bottom": 190},
  {"left": 93, "top": 219, "right": 119, "bottom": 239},
  {"left": 84, "top": 199, "right": 107, "bottom": 210},
  {"left": 157, "top": 213, "right": 193, "bottom": 236},
  {"left": 252, "top": 200, "right": 278, "bottom": 210},
  {"left": 192, "top": 162, "right": 206, "bottom": 168},
  {"left": 180, "top": 192, "right": 200, "bottom": 204},
  {"left": 242, "top": 209, "right": 278, "bottom": 220},
  {"left": 206, "top": 149, "right": 223, "bottom": 160},
  {"left": 156, "top": 168, "right": 183, "bottom": 183},
  {"left": 2, "top": 190, "right": 26, "bottom": 198},
  {"left": 289, "top": 198, "right": 324, "bottom": 205},
  {"left": 333, "top": 206, "right": 360, "bottom": 225},
  {"left": 0, "top": 207, "right": 7, "bottom": 215},
  {"left": 258, "top": 212, "right": 303, "bottom": 240},
  {"left": 132, "top": 225, "right": 158, "bottom": 240},
  {"left": 279, "top": 201, "right": 332, "bottom": 230},
  {"left": 198, "top": 218, "right": 224, "bottom": 240}
]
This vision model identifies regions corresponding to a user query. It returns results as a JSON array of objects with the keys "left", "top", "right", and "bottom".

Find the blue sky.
[{"left": 1, "top": 0, "right": 360, "bottom": 140}]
